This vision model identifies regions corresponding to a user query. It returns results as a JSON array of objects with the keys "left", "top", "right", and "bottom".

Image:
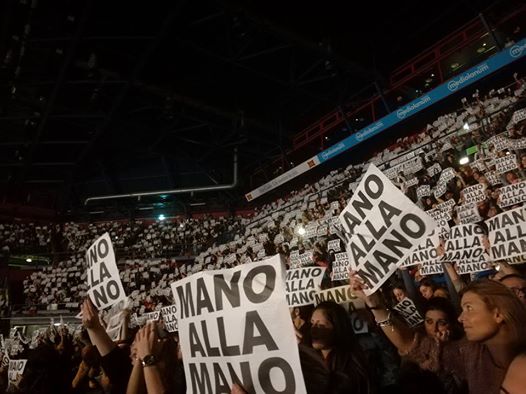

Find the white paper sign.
[
  {"left": 498, "top": 181, "right": 526, "bottom": 208},
  {"left": 456, "top": 203, "right": 483, "bottom": 224},
  {"left": 86, "top": 233, "right": 127, "bottom": 310},
  {"left": 403, "top": 230, "right": 440, "bottom": 267},
  {"left": 171, "top": 255, "right": 307, "bottom": 393},
  {"left": 337, "top": 164, "right": 436, "bottom": 295},
  {"left": 145, "top": 311, "right": 160, "bottom": 323},
  {"left": 416, "top": 185, "right": 431, "bottom": 199},
  {"left": 8, "top": 359, "right": 27, "bottom": 389},
  {"left": 327, "top": 239, "right": 341, "bottom": 253},
  {"left": 393, "top": 298, "right": 423, "bottom": 327},
  {"left": 161, "top": 304, "right": 178, "bottom": 333},
  {"left": 495, "top": 154, "right": 518, "bottom": 174},
  {"left": 443, "top": 224, "right": 489, "bottom": 264},
  {"left": 461, "top": 184, "right": 486, "bottom": 204},
  {"left": 314, "top": 285, "right": 365, "bottom": 310},
  {"left": 487, "top": 206, "right": 526, "bottom": 261},
  {"left": 331, "top": 252, "right": 350, "bottom": 281},
  {"left": 286, "top": 266, "right": 326, "bottom": 307}
]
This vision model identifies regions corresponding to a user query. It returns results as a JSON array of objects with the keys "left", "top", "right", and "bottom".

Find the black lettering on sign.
[
  {"left": 92, "top": 279, "right": 120, "bottom": 308},
  {"left": 244, "top": 265, "right": 275, "bottom": 304},
  {"left": 242, "top": 311, "right": 278, "bottom": 354},
  {"left": 214, "top": 271, "right": 241, "bottom": 312},
  {"left": 259, "top": 357, "right": 296, "bottom": 394},
  {"left": 189, "top": 363, "right": 212, "bottom": 393}
]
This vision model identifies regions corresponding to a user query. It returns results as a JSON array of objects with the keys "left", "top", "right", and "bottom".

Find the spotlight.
[
  {"left": 297, "top": 226, "right": 306, "bottom": 236},
  {"left": 459, "top": 157, "right": 469, "bottom": 165},
  {"left": 463, "top": 123, "right": 469, "bottom": 130},
  {"left": 26, "top": 258, "right": 32, "bottom": 263},
  {"left": 158, "top": 214, "right": 166, "bottom": 221}
]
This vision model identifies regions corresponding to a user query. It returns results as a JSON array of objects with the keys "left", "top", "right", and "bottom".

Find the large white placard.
[
  {"left": 337, "top": 164, "right": 436, "bottom": 295},
  {"left": 171, "top": 255, "right": 306, "bottom": 393},
  {"left": 86, "top": 233, "right": 127, "bottom": 310}
]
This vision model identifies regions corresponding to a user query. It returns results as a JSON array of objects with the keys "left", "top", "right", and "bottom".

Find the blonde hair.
[{"left": 461, "top": 279, "right": 526, "bottom": 346}]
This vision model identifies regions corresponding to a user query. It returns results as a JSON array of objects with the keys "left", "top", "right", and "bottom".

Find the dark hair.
[
  {"left": 313, "top": 302, "right": 372, "bottom": 394},
  {"left": 419, "top": 278, "right": 436, "bottom": 290},
  {"left": 423, "top": 297, "right": 463, "bottom": 340}
]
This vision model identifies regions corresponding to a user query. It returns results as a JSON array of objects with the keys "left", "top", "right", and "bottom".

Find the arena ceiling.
[{"left": 0, "top": 0, "right": 506, "bottom": 217}]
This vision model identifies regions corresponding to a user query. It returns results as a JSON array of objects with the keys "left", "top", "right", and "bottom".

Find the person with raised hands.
[
  {"left": 350, "top": 272, "right": 461, "bottom": 370},
  {"left": 126, "top": 322, "right": 181, "bottom": 394},
  {"left": 351, "top": 271, "right": 526, "bottom": 393},
  {"left": 81, "top": 298, "right": 132, "bottom": 394}
]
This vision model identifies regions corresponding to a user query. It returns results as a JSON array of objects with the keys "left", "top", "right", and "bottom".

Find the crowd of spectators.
[
  {"left": 0, "top": 74, "right": 526, "bottom": 393},
  {"left": 0, "top": 75, "right": 522, "bottom": 315}
]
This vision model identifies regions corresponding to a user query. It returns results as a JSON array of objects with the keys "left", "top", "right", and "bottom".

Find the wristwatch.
[{"left": 141, "top": 354, "right": 157, "bottom": 367}]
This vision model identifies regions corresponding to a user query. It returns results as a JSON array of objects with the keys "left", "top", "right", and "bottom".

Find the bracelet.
[{"left": 375, "top": 311, "right": 394, "bottom": 329}]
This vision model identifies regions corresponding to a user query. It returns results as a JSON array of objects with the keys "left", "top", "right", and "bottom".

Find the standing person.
[{"left": 310, "top": 301, "right": 373, "bottom": 394}]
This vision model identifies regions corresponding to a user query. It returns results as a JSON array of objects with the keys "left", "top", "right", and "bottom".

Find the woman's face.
[
  {"left": 458, "top": 292, "right": 501, "bottom": 342},
  {"left": 420, "top": 285, "right": 434, "bottom": 300},
  {"left": 424, "top": 309, "right": 450, "bottom": 338},
  {"left": 393, "top": 288, "right": 406, "bottom": 303},
  {"left": 310, "top": 309, "right": 334, "bottom": 351}
]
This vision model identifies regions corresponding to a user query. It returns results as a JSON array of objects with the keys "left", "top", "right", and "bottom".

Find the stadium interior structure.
[{"left": 0, "top": 0, "right": 526, "bottom": 370}]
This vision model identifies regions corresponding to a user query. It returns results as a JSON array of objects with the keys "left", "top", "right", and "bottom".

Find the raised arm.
[
  {"left": 350, "top": 271, "right": 416, "bottom": 354},
  {"left": 81, "top": 298, "right": 116, "bottom": 357},
  {"left": 133, "top": 323, "right": 168, "bottom": 394}
]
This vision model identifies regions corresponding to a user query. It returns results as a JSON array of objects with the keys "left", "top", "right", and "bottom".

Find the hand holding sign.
[
  {"left": 81, "top": 298, "right": 102, "bottom": 330},
  {"left": 135, "top": 322, "right": 162, "bottom": 361},
  {"left": 348, "top": 271, "right": 382, "bottom": 310}
]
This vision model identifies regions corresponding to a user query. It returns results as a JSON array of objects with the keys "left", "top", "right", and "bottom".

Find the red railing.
[{"left": 252, "top": 4, "right": 526, "bottom": 187}]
